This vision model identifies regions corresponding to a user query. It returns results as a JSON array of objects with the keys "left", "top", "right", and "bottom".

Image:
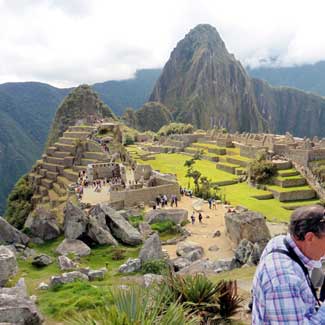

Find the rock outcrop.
[
  {"left": 24, "top": 207, "right": 61, "bottom": 241},
  {"left": 118, "top": 258, "right": 142, "bottom": 273},
  {"left": 64, "top": 202, "right": 88, "bottom": 240},
  {"left": 0, "top": 217, "right": 29, "bottom": 245},
  {"left": 139, "top": 233, "right": 164, "bottom": 262},
  {"left": 58, "top": 255, "right": 77, "bottom": 271},
  {"left": 0, "top": 278, "right": 43, "bottom": 324},
  {"left": 0, "top": 246, "right": 18, "bottom": 286},
  {"left": 145, "top": 209, "right": 188, "bottom": 225},
  {"left": 224, "top": 209, "right": 271, "bottom": 245},
  {"left": 98, "top": 204, "right": 143, "bottom": 245}
]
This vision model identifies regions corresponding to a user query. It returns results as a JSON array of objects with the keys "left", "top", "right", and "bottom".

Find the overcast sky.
[{"left": 1, "top": 0, "right": 324, "bottom": 87}]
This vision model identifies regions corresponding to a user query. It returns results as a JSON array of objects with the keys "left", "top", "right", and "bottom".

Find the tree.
[
  {"left": 189, "top": 170, "right": 201, "bottom": 193},
  {"left": 184, "top": 158, "right": 195, "bottom": 188}
]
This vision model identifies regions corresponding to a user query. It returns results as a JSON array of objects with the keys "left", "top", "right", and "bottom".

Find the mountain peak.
[{"left": 47, "top": 84, "right": 116, "bottom": 146}]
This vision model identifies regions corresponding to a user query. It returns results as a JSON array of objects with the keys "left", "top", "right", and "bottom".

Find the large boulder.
[
  {"left": 224, "top": 210, "right": 271, "bottom": 245},
  {"left": 0, "top": 217, "right": 29, "bottom": 245},
  {"left": 0, "top": 246, "right": 18, "bottom": 287},
  {"left": 87, "top": 217, "right": 118, "bottom": 246},
  {"left": 24, "top": 207, "right": 61, "bottom": 241},
  {"left": 64, "top": 202, "right": 88, "bottom": 240},
  {"left": 55, "top": 239, "right": 91, "bottom": 257},
  {"left": 0, "top": 278, "right": 43, "bottom": 324},
  {"left": 177, "top": 259, "right": 215, "bottom": 275},
  {"left": 139, "top": 233, "right": 164, "bottom": 262},
  {"left": 98, "top": 204, "right": 143, "bottom": 245},
  {"left": 145, "top": 209, "right": 188, "bottom": 225},
  {"left": 138, "top": 222, "right": 154, "bottom": 239}
]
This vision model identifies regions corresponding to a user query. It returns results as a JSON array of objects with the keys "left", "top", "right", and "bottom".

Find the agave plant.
[
  {"left": 65, "top": 285, "right": 200, "bottom": 325},
  {"left": 215, "top": 280, "right": 244, "bottom": 320},
  {"left": 168, "top": 273, "right": 222, "bottom": 315}
]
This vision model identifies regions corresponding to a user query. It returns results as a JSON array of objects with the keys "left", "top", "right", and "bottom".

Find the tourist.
[
  {"left": 156, "top": 195, "right": 161, "bottom": 207},
  {"left": 212, "top": 199, "right": 217, "bottom": 209},
  {"left": 191, "top": 213, "right": 195, "bottom": 225},
  {"left": 171, "top": 194, "right": 175, "bottom": 207},
  {"left": 208, "top": 197, "right": 212, "bottom": 209},
  {"left": 163, "top": 194, "right": 168, "bottom": 206},
  {"left": 252, "top": 205, "right": 325, "bottom": 323},
  {"left": 174, "top": 195, "right": 178, "bottom": 207},
  {"left": 198, "top": 212, "right": 203, "bottom": 223}
]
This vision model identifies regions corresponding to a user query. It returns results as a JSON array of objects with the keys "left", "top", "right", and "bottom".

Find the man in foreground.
[{"left": 252, "top": 205, "right": 325, "bottom": 324}]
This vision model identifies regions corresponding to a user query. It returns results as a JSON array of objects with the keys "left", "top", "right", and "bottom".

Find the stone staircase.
[{"left": 29, "top": 125, "right": 107, "bottom": 207}]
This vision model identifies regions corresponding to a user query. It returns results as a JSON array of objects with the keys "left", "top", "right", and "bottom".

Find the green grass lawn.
[
  {"left": 137, "top": 153, "right": 238, "bottom": 186},
  {"left": 134, "top": 152, "right": 300, "bottom": 222},
  {"left": 221, "top": 183, "right": 292, "bottom": 222}
]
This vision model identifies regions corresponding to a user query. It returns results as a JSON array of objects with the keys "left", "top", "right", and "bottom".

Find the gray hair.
[{"left": 289, "top": 205, "right": 325, "bottom": 241}]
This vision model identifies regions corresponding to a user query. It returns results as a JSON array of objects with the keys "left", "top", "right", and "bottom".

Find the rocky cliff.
[
  {"left": 122, "top": 101, "right": 172, "bottom": 132},
  {"left": 47, "top": 85, "right": 116, "bottom": 147},
  {"left": 150, "top": 24, "right": 267, "bottom": 132},
  {"left": 150, "top": 24, "right": 325, "bottom": 137}
]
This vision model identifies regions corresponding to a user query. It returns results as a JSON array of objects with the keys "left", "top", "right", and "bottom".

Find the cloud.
[{"left": 0, "top": 0, "right": 325, "bottom": 87}]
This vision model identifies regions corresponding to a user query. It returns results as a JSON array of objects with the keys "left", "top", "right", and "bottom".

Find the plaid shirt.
[{"left": 252, "top": 234, "right": 325, "bottom": 324}]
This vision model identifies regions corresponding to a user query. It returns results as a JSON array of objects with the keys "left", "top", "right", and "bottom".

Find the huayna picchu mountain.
[
  {"left": 46, "top": 84, "right": 116, "bottom": 147},
  {"left": 150, "top": 24, "right": 325, "bottom": 137}
]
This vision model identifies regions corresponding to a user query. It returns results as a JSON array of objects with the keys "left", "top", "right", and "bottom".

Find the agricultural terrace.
[{"left": 127, "top": 144, "right": 319, "bottom": 223}]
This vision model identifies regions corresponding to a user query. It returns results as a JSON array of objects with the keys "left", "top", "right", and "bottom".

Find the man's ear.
[{"left": 304, "top": 232, "right": 315, "bottom": 242}]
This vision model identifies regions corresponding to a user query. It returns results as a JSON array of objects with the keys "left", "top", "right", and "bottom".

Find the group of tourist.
[
  {"left": 190, "top": 211, "right": 204, "bottom": 224},
  {"left": 180, "top": 186, "right": 193, "bottom": 197},
  {"left": 154, "top": 194, "right": 178, "bottom": 209}
]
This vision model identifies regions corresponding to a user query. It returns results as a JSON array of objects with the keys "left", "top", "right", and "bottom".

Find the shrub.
[
  {"left": 151, "top": 220, "right": 177, "bottom": 234},
  {"left": 248, "top": 158, "right": 276, "bottom": 184},
  {"left": 4, "top": 175, "right": 33, "bottom": 229},
  {"left": 124, "top": 134, "right": 135, "bottom": 146},
  {"left": 142, "top": 259, "right": 169, "bottom": 275},
  {"left": 158, "top": 123, "right": 194, "bottom": 136}
]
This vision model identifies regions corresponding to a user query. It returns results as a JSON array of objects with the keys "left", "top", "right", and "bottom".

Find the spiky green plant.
[
  {"left": 65, "top": 285, "right": 199, "bottom": 325},
  {"left": 215, "top": 280, "right": 244, "bottom": 320}
]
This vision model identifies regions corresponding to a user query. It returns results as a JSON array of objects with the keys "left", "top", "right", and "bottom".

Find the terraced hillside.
[
  {"left": 28, "top": 125, "right": 107, "bottom": 220},
  {"left": 127, "top": 141, "right": 319, "bottom": 222}
]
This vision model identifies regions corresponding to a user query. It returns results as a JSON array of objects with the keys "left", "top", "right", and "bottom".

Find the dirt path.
[{"left": 157, "top": 196, "right": 236, "bottom": 260}]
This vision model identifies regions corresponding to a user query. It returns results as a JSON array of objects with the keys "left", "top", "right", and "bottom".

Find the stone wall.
[
  {"left": 237, "top": 143, "right": 267, "bottom": 159},
  {"left": 87, "top": 162, "right": 119, "bottom": 181},
  {"left": 134, "top": 165, "right": 152, "bottom": 181},
  {"left": 109, "top": 181, "right": 180, "bottom": 207},
  {"left": 270, "top": 189, "right": 316, "bottom": 202}
]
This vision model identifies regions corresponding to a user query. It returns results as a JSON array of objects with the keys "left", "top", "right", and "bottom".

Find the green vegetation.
[
  {"left": 141, "top": 259, "right": 169, "bottom": 275},
  {"left": 248, "top": 158, "right": 276, "bottom": 184},
  {"left": 129, "top": 215, "right": 144, "bottom": 228},
  {"left": 64, "top": 272, "right": 244, "bottom": 324},
  {"left": 157, "top": 122, "right": 194, "bottom": 136},
  {"left": 122, "top": 102, "right": 172, "bottom": 132},
  {"left": 4, "top": 174, "right": 33, "bottom": 229},
  {"left": 151, "top": 220, "right": 177, "bottom": 234}
]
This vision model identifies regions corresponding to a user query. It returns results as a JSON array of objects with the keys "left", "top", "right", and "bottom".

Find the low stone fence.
[{"left": 109, "top": 181, "right": 180, "bottom": 208}]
